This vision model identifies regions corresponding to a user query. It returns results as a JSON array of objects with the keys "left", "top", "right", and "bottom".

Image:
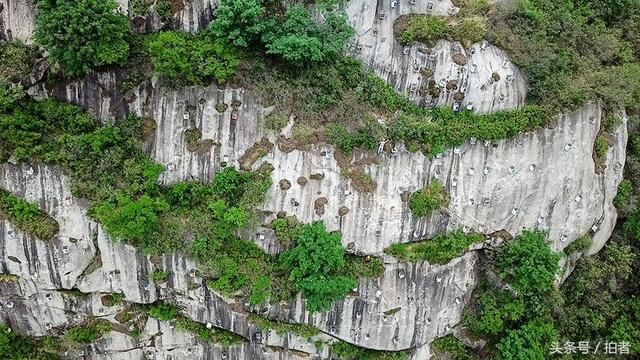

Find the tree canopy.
[{"left": 35, "top": 0, "right": 130, "bottom": 76}]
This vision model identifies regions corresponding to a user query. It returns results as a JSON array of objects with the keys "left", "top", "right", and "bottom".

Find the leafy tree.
[
  {"left": 262, "top": 6, "right": 353, "bottom": 64},
  {"left": 496, "top": 230, "right": 560, "bottom": 294},
  {"left": 496, "top": 321, "right": 556, "bottom": 360},
  {"left": 209, "top": 0, "right": 266, "bottom": 47},
  {"left": 35, "top": 0, "right": 130, "bottom": 76},
  {"left": 280, "top": 221, "right": 355, "bottom": 311},
  {"left": 191, "top": 37, "right": 242, "bottom": 83},
  {"left": 147, "top": 31, "right": 195, "bottom": 84}
]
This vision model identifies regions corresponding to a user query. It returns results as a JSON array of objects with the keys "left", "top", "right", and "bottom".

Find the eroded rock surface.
[
  {"left": 0, "top": 0, "right": 36, "bottom": 43},
  {"left": 345, "top": 0, "right": 527, "bottom": 113}
]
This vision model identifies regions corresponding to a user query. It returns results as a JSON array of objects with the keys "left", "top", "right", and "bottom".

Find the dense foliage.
[
  {"left": 432, "top": 335, "right": 477, "bottom": 360},
  {"left": 397, "top": 13, "right": 487, "bottom": 46},
  {"left": 330, "top": 341, "right": 410, "bottom": 360},
  {"left": 384, "top": 230, "right": 484, "bottom": 264},
  {"left": 0, "top": 42, "right": 38, "bottom": 82},
  {"left": 147, "top": 31, "right": 242, "bottom": 86},
  {"left": 35, "top": 0, "right": 130, "bottom": 76},
  {"left": 463, "top": 230, "right": 560, "bottom": 359},
  {"left": 0, "top": 324, "right": 60, "bottom": 360},
  {"left": 280, "top": 221, "right": 356, "bottom": 311},
  {"left": 409, "top": 180, "right": 449, "bottom": 217},
  {"left": 0, "top": 189, "right": 59, "bottom": 240},
  {"left": 63, "top": 321, "right": 111, "bottom": 344},
  {"left": 486, "top": 0, "right": 640, "bottom": 112},
  {"left": 495, "top": 230, "right": 561, "bottom": 295}
]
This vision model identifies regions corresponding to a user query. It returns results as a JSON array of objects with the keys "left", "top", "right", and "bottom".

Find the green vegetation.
[
  {"left": 209, "top": 0, "right": 352, "bottom": 64},
  {"left": 0, "top": 41, "right": 38, "bottom": 82},
  {"left": 562, "top": 235, "right": 592, "bottom": 255},
  {"left": 147, "top": 303, "right": 181, "bottom": 321},
  {"left": 151, "top": 270, "right": 169, "bottom": 282},
  {"left": 0, "top": 274, "right": 20, "bottom": 282},
  {"left": 495, "top": 320, "right": 557, "bottom": 360},
  {"left": 495, "top": 230, "right": 561, "bottom": 294},
  {"left": 486, "top": 0, "right": 640, "bottom": 112},
  {"left": 342, "top": 255, "right": 385, "bottom": 279},
  {"left": 280, "top": 222, "right": 356, "bottom": 312},
  {"left": 175, "top": 317, "right": 244, "bottom": 346},
  {"left": 261, "top": 5, "right": 353, "bottom": 63},
  {"left": 270, "top": 216, "right": 303, "bottom": 244},
  {"left": 432, "top": 335, "right": 477, "bottom": 360},
  {"left": 35, "top": 0, "right": 130, "bottom": 77},
  {"left": 330, "top": 341, "right": 410, "bottom": 360},
  {"left": 384, "top": 230, "right": 484, "bottom": 264},
  {"left": 463, "top": 230, "right": 561, "bottom": 359},
  {"left": 614, "top": 179, "right": 633, "bottom": 209},
  {"left": 397, "top": 14, "right": 487, "bottom": 46},
  {"left": 102, "top": 292, "right": 125, "bottom": 307},
  {"left": 249, "top": 314, "right": 320, "bottom": 338},
  {"left": 147, "top": 31, "right": 242, "bottom": 87},
  {"left": 208, "top": 0, "right": 267, "bottom": 47},
  {"left": 249, "top": 276, "right": 272, "bottom": 305},
  {"left": 409, "top": 181, "right": 448, "bottom": 217},
  {"left": 64, "top": 321, "right": 111, "bottom": 344},
  {"left": 0, "top": 189, "right": 59, "bottom": 241},
  {"left": 0, "top": 324, "right": 61, "bottom": 360},
  {"left": 146, "top": 302, "right": 244, "bottom": 346}
]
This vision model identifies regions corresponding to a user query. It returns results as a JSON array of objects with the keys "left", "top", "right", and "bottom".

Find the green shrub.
[
  {"left": 262, "top": 6, "right": 354, "bottom": 64},
  {"left": 175, "top": 317, "right": 244, "bottom": 346},
  {"left": 0, "top": 325, "right": 38, "bottom": 359},
  {"left": 264, "top": 113, "right": 289, "bottom": 132},
  {"left": 496, "top": 230, "right": 560, "bottom": 295},
  {"left": 594, "top": 135, "right": 610, "bottom": 158},
  {"left": 35, "top": 0, "right": 129, "bottom": 76},
  {"left": 563, "top": 236, "right": 593, "bottom": 255},
  {"left": 495, "top": 320, "right": 556, "bottom": 360},
  {"left": 271, "top": 216, "right": 303, "bottom": 244},
  {"left": 0, "top": 189, "right": 59, "bottom": 241},
  {"left": 147, "top": 31, "right": 242, "bottom": 86},
  {"left": 249, "top": 315, "right": 320, "bottom": 338},
  {"left": 64, "top": 321, "right": 111, "bottom": 344},
  {"left": 464, "top": 280, "right": 526, "bottom": 336},
  {"left": 92, "top": 194, "right": 169, "bottom": 244},
  {"left": 331, "top": 341, "right": 409, "bottom": 360},
  {"left": 342, "top": 255, "right": 385, "bottom": 278},
  {"left": 403, "top": 15, "right": 450, "bottom": 44},
  {"left": 0, "top": 41, "right": 38, "bottom": 82},
  {"left": 409, "top": 181, "right": 448, "bottom": 217},
  {"left": 614, "top": 179, "right": 633, "bottom": 210},
  {"left": 152, "top": 270, "right": 169, "bottom": 282},
  {"left": 249, "top": 276, "right": 272, "bottom": 305},
  {"left": 452, "top": 16, "right": 487, "bottom": 44},
  {"left": 102, "top": 292, "right": 125, "bottom": 307},
  {"left": 209, "top": 0, "right": 266, "bottom": 47},
  {"left": 384, "top": 230, "right": 484, "bottom": 264},
  {"left": 147, "top": 303, "right": 181, "bottom": 321},
  {"left": 280, "top": 221, "right": 356, "bottom": 312},
  {"left": 432, "top": 335, "right": 477, "bottom": 360}
]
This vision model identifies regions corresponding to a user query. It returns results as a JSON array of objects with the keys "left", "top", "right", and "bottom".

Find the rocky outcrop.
[
  {"left": 0, "top": 0, "right": 36, "bottom": 44},
  {"left": 0, "top": 0, "right": 628, "bottom": 357},
  {"left": 345, "top": 0, "right": 527, "bottom": 113}
]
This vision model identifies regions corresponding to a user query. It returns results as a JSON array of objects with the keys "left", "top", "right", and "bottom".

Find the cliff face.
[{"left": 0, "top": 0, "right": 629, "bottom": 359}]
